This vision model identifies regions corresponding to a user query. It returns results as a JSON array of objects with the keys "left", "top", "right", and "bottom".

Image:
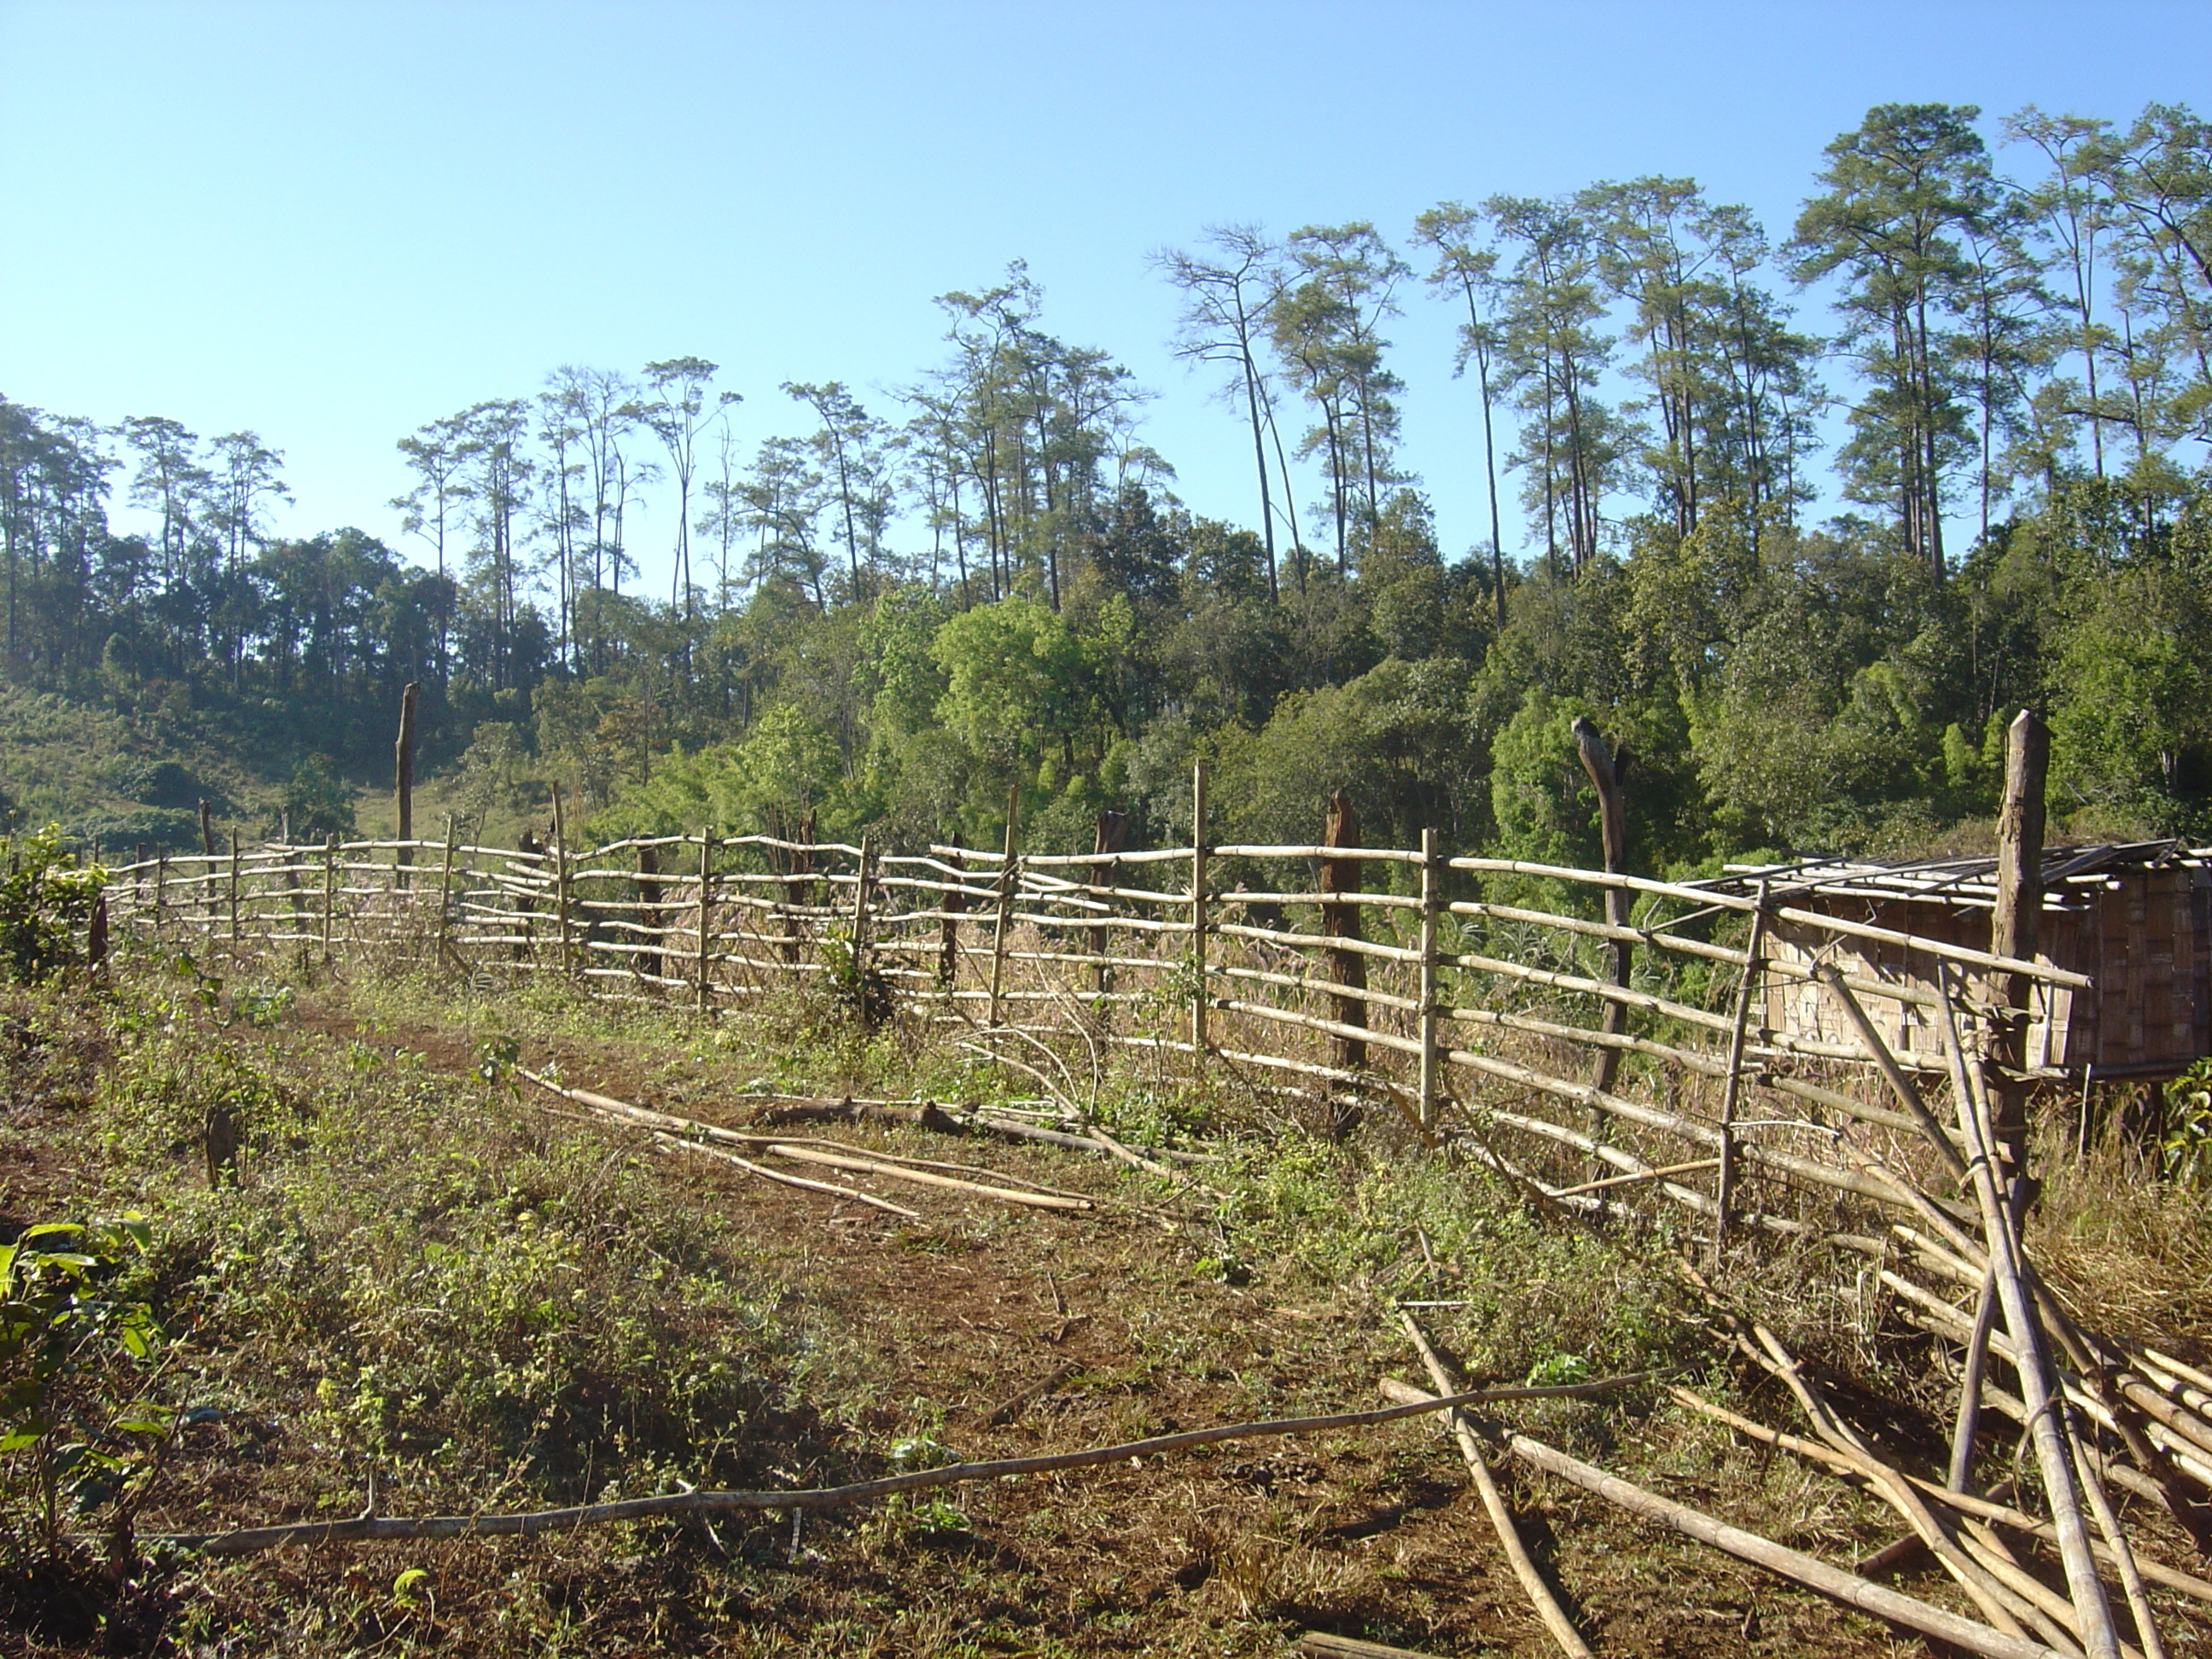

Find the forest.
[{"left": 2, "top": 99, "right": 2208, "bottom": 870}]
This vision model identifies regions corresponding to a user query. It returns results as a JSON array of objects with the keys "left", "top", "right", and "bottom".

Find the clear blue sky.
[{"left": 3, "top": 0, "right": 2206, "bottom": 588}]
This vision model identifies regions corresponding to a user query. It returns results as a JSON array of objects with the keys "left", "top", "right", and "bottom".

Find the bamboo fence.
[{"left": 79, "top": 773, "right": 2212, "bottom": 1650}]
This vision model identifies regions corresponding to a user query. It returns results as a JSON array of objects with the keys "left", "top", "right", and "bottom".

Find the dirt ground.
[{"left": 6, "top": 976, "right": 2194, "bottom": 1656}]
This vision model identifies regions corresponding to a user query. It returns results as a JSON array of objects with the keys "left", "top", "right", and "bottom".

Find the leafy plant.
[
  {"left": 0, "top": 1215, "right": 174, "bottom": 1557},
  {"left": 2161, "top": 1057, "right": 2212, "bottom": 1185},
  {"left": 0, "top": 827, "right": 105, "bottom": 985}
]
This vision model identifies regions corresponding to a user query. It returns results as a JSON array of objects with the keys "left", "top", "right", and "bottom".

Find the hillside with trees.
[{"left": 3, "top": 100, "right": 2207, "bottom": 869}]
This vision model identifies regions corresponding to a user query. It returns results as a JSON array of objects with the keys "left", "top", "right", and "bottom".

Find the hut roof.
[{"left": 1704, "top": 841, "right": 2212, "bottom": 912}]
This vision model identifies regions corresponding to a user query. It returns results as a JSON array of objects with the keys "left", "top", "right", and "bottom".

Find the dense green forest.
[{"left": 3, "top": 101, "right": 2207, "bottom": 869}]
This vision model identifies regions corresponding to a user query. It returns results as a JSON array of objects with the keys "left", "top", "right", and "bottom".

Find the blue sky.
[{"left": 3, "top": 0, "right": 2207, "bottom": 588}]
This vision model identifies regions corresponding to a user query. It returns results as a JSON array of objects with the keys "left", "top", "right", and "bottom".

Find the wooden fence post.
[
  {"left": 228, "top": 830, "right": 242, "bottom": 952},
  {"left": 198, "top": 798, "right": 215, "bottom": 928},
  {"left": 937, "top": 850, "right": 966, "bottom": 990},
  {"left": 1418, "top": 826, "right": 1441, "bottom": 1132},
  {"left": 393, "top": 680, "right": 419, "bottom": 881},
  {"left": 1571, "top": 716, "right": 1633, "bottom": 1101},
  {"left": 988, "top": 786, "right": 1020, "bottom": 1027},
  {"left": 695, "top": 830, "right": 714, "bottom": 1013},
  {"left": 1089, "top": 809, "right": 1129, "bottom": 994},
  {"left": 1319, "top": 791, "right": 1368, "bottom": 1072},
  {"left": 322, "top": 834, "right": 338, "bottom": 964},
  {"left": 437, "top": 814, "right": 458, "bottom": 968},
  {"left": 550, "top": 783, "right": 573, "bottom": 978},
  {"left": 634, "top": 841, "right": 661, "bottom": 983},
  {"left": 851, "top": 834, "right": 875, "bottom": 1029},
  {"left": 1990, "top": 707, "right": 2048, "bottom": 1199},
  {"left": 1191, "top": 761, "right": 1210, "bottom": 1054},
  {"left": 1713, "top": 878, "right": 1771, "bottom": 1257}
]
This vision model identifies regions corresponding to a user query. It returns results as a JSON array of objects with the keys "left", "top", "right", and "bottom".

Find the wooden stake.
[
  {"left": 696, "top": 830, "right": 714, "bottom": 1013},
  {"left": 437, "top": 814, "right": 458, "bottom": 966},
  {"left": 637, "top": 840, "right": 662, "bottom": 982},
  {"left": 937, "top": 848, "right": 965, "bottom": 988},
  {"left": 321, "top": 834, "right": 337, "bottom": 964},
  {"left": 550, "top": 783, "right": 573, "bottom": 977},
  {"left": 1417, "top": 827, "right": 1441, "bottom": 1131},
  {"left": 198, "top": 798, "right": 214, "bottom": 925},
  {"left": 1089, "top": 809, "right": 1128, "bottom": 993},
  {"left": 1990, "top": 707, "right": 2048, "bottom": 1189},
  {"left": 1190, "top": 760, "right": 1209, "bottom": 1053},
  {"left": 393, "top": 679, "right": 420, "bottom": 876},
  {"left": 154, "top": 853, "right": 167, "bottom": 946},
  {"left": 988, "top": 786, "right": 1018, "bottom": 1027},
  {"left": 1319, "top": 790, "right": 1370, "bottom": 1072},
  {"left": 1713, "top": 879, "right": 1770, "bottom": 1256},
  {"left": 1570, "top": 716, "right": 1632, "bottom": 1097},
  {"left": 228, "top": 830, "right": 242, "bottom": 950},
  {"left": 851, "top": 834, "right": 874, "bottom": 1028}
]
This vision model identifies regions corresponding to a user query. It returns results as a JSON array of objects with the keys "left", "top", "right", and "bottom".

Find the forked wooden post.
[
  {"left": 695, "top": 830, "right": 714, "bottom": 1012},
  {"left": 550, "top": 784, "right": 573, "bottom": 977},
  {"left": 1417, "top": 827, "right": 1442, "bottom": 1131},
  {"left": 1191, "top": 761, "right": 1210, "bottom": 1053},
  {"left": 1712, "top": 878, "right": 1771, "bottom": 1256},
  {"left": 987, "top": 787, "right": 1019, "bottom": 1027},
  {"left": 321, "top": 834, "right": 338, "bottom": 963}
]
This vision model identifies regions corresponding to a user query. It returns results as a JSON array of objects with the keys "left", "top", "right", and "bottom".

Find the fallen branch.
[{"left": 143, "top": 1373, "right": 1656, "bottom": 1557}]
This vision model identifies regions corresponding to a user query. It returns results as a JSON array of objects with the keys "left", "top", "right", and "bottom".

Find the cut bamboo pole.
[
  {"left": 1677, "top": 1383, "right": 2212, "bottom": 1610},
  {"left": 1937, "top": 974, "right": 2122, "bottom": 1659},
  {"left": 1813, "top": 963, "right": 1971, "bottom": 1182},
  {"left": 1377, "top": 1380, "right": 2069, "bottom": 1659},
  {"left": 1714, "top": 881, "right": 1770, "bottom": 1254},
  {"left": 1394, "top": 1310, "right": 1593, "bottom": 1658}
]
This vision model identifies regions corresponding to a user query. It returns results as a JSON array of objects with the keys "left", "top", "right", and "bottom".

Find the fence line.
[{"left": 90, "top": 778, "right": 2084, "bottom": 1246}]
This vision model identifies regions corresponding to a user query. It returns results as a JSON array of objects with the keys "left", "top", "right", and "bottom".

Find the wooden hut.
[{"left": 1718, "top": 841, "right": 2212, "bottom": 1080}]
